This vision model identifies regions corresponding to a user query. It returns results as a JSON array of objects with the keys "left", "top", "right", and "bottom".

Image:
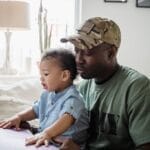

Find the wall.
[{"left": 78, "top": 0, "right": 150, "bottom": 77}]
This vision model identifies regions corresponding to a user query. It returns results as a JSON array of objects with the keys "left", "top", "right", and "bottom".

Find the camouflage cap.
[{"left": 61, "top": 17, "right": 121, "bottom": 50}]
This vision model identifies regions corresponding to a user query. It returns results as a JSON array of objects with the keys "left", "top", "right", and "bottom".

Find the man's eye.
[{"left": 85, "top": 51, "right": 93, "bottom": 56}]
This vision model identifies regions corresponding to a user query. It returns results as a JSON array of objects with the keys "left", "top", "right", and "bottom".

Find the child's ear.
[{"left": 61, "top": 70, "right": 70, "bottom": 81}]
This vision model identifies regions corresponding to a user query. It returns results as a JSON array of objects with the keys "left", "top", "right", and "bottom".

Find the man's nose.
[{"left": 76, "top": 52, "right": 84, "bottom": 64}]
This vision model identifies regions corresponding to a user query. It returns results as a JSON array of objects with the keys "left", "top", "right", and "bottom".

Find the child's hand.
[
  {"left": 25, "top": 132, "right": 50, "bottom": 147},
  {"left": 0, "top": 115, "right": 21, "bottom": 130}
]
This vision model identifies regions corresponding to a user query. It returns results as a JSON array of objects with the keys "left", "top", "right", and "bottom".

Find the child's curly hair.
[{"left": 41, "top": 48, "right": 77, "bottom": 80}]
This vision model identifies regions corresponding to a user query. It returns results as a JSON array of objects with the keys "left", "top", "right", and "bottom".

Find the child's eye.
[{"left": 44, "top": 73, "right": 49, "bottom": 76}]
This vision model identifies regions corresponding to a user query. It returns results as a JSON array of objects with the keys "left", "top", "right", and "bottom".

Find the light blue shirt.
[{"left": 33, "top": 85, "right": 89, "bottom": 145}]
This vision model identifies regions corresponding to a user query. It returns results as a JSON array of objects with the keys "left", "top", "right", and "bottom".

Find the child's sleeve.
[
  {"left": 59, "top": 97, "right": 84, "bottom": 120},
  {"left": 32, "top": 92, "right": 45, "bottom": 118},
  {"left": 32, "top": 100, "right": 40, "bottom": 118}
]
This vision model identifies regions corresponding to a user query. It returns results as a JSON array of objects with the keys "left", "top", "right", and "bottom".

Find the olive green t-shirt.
[{"left": 78, "top": 66, "right": 150, "bottom": 150}]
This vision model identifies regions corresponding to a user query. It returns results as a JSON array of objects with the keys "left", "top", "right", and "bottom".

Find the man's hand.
[
  {"left": 0, "top": 115, "right": 21, "bottom": 130},
  {"left": 136, "top": 143, "right": 150, "bottom": 150},
  {"left": 54, "top": 136, "right": 80, "bottom": 150}
]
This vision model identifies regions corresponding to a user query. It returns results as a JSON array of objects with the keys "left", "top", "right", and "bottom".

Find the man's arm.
[
  {"left": 136, "top": 143, "right": 150, "bottom": 150},
  {"left": 59, "top": 139, "right": 80, "bottom": 150},
  {"left": 54, "top": 136, "right": 80, "bottom": 150}
]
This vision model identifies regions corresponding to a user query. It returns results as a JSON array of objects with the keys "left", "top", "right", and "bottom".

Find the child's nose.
[{"left": 40, "top": 76, "right": 44, "bottom": 82}]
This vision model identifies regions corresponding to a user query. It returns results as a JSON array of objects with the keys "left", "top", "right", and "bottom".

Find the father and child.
[{"left": 1, "top": 16, "right": 150, "bottom": 150}]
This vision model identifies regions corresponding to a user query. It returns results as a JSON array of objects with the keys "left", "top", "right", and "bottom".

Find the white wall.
[{"left": 78, "top": 0, "right": 150, "bottom": 77}]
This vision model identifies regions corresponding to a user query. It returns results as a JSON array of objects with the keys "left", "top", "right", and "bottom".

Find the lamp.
[{"left": 0, "top": 1, "right": 30, "bottom": 74}]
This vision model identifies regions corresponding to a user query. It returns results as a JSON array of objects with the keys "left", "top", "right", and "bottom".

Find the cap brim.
[{"left": 61, "top": 34, "right": 102, "bottom": 50}]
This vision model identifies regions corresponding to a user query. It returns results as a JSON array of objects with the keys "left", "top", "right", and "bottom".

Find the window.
[{"left": 0, "top": 0, "right": 77, "bottom": 76}]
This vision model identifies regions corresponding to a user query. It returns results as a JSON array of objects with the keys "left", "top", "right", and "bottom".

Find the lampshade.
[
  {"left": 0, "top": 1, "right": 30, "bottom": 30},
  {"left": 0, "top": 1, "right": 30, "bottom": 75}
]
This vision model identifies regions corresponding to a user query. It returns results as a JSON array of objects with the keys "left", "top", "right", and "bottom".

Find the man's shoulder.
[{"left": 119, "top": 66, "right": 149, "bottom": 83}]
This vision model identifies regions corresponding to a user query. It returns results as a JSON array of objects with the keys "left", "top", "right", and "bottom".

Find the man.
[{"left": 58, "top": 17, "right": 150, "bottom": 150}]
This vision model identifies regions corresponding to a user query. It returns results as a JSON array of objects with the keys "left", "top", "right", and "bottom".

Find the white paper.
[{"left": 0, "top": 128, "right": 59, "bottom": 150}]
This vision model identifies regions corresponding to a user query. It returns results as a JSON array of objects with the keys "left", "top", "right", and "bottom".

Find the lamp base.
[{"left": 0, "top": 67, "right": 17, "bottom": 75}]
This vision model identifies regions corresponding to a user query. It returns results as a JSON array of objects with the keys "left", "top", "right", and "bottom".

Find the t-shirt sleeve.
[
  {"left": 128, "top": 76, "right": 150, "bottom": 146},
  {"left": 59, "top": 97, "right": 84, "bottom": 120}
]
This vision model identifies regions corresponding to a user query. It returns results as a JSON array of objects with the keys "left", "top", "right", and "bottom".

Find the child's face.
[{"left": 39, "top": 58, "right": 67, "bottom": 92}]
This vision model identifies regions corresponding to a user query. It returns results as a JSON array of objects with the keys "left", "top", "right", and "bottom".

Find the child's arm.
[
  {"left": 26, "top": 113, "right": 75, "bottom": 147},
  {"left": 45, "top": 113, "right": 75, "bottom": 138},
  {"left": 17, "top": 107, "right": 36, "bottom": 122},
  {"left": 0, "top": 107, "right": 36, "bottom": 130}
]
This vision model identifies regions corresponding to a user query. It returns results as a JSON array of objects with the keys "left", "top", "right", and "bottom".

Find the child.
[{"left": 0, "top": 48, "right": 89, "bottom": 149}]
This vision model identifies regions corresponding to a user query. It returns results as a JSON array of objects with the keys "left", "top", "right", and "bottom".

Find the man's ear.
[
  {"left": 61, "top": 70, "right": 70, "bottom": 81},
  {"left": 108, "top": 46, "right": 117, "bottom": 59}
]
